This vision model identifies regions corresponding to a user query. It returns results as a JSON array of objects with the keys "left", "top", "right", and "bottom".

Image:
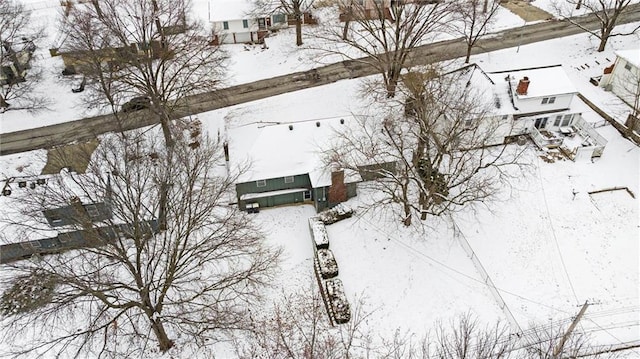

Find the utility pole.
[{"left": 553, "top": 301, "right": 589, "bottom": 358}]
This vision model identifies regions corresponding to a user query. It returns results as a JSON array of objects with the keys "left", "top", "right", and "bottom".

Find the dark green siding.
[
  {"left": 236, "top": 174, "right": 312, "bottom": 210},
  {"left": 236, "top": 174, "right": 311, "bottom": 198},
  {"left": 313, "top": 187, "right": 328, "bottom": 212},
  {"left": 239, "top": 190, "right": 308, "bottom": 210},
  {"left": 236, "top": 174, "right": 359, "bottom": 212}
]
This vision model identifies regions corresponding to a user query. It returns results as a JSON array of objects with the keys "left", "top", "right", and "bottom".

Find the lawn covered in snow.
[{"left": 0, "top": 0, "right": 639, "bottom": 356}]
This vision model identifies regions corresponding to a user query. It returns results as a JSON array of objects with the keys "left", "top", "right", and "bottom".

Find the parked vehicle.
[{"left": 121, "top": 96, "right": 151, "bottom": 112}]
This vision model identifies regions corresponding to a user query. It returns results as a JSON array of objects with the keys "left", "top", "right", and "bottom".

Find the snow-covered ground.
[
  {"left": 1, "top": 0, "right": 639, "bottom": 356},
  {"left": 1, "top": 0, "right": 524, "bottom": 133}
]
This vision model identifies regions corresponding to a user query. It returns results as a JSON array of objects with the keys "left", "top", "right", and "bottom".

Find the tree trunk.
[
  {"left": 598, "top": 36, "right": 608, "bottom": 52},
  {"left": 158, "top": 114, "right": 173, "bottom": 230},
  {"left": 386, "top": 67, "right": 399, "bottom": 98},
  {"left": 0, "top": 94, "right": 8, "bottom": 109},
  {"left": 150, "top": 317, "right": 174, "bottom": 352},
  {"left": 598, "top": 25, "right": 612, "bottom": 52},
  {"left": 419, "top": 192, "right": 428, "bottom": 220},
  {"left": 342, "top": 18, "right": 351, "bottom": 40},
  {"left": 342, "top": 6, "right": 352, "bottom": 40},
  {"left": 91, "top": 0, "right": 103, "bottom": 18},
  {"left": 576, "top": 0, "right": 582, "bottom": 10},
  {"left": 465, "top": 43, "right": 472, "bottom": 64},
  {"left": 625, "top": 114, "right": 638, "bottom": 136},
  {"left": 295, "top": 18, "right": 303, "bottom": 46},
  {"left": 403, "top": 203, "right": 412, "bottom": 226},
  {"left": 597, "top": 36, "right": 607, "bottom": 52}
]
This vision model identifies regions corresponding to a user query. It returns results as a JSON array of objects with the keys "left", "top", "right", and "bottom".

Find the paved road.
[{"left": 1, "top": 4, "right": 639, "bottom": 156}]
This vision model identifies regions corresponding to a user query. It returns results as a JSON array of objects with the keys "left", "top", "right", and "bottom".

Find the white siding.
[
  {"left": 609, "top": 57, "right": 640, "bottom": 108},
  {"left": 212, "top": 19, "right": 258, "bottom": 44},
  {"left": 514, "top": 93, "right": 575, "bottom": 115}
]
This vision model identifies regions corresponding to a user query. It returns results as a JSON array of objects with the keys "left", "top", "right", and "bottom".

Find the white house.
[
  {"left": 207, "top": 0, "right": 288, "bottom": 44},
  {"left": 443, "top": 64, "right": 607, "bottom": 159},
  {"left": 600, "top": 49, "right": 640, "bottom": 111}
]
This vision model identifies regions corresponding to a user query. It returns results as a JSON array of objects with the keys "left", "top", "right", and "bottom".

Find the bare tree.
[
  {"left": 451, "top": 0, "right": 501, "bottom": 64},
  {"left": 551, "top": 0, "right": 640, "bottom": 52},
  {"left": 60, "top": 0, "right": 226, "bottom": 228},
  {"left": 326, "top": 66, "right": 526, "bottom": 226},
  {"left": 0, "top": 128, "right": 281, "bottom": 357},
  {"left": 315, "top": 1, "right": 454, "bottom": 97},
  {"left": 253, "top": 0, "right": 315, "bottom": 46},
  {"left": 233, "top": 285, "right": 372, "bottom": 358},
  {"left": 0, "top": 0, "right": 46, "bottom": 111},
  {"left": 375, "top": 313, "right": 515, "bottom": 359},
  {"left": 60, "top": 0, "right": 226, "bottom": 147},
  {"left": 234, "top": 300, "right": 624, "bottom": 358}
]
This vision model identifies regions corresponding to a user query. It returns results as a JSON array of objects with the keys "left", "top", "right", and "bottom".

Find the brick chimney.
[
  {"left": 515, "top": 76, "right": 530, "bottom": 95},
  {"left": 603, "top": 64, "right": 614, "bottom": 74},
  {"left": 328, "top": 169, "right": 348, "bottom": 204}
]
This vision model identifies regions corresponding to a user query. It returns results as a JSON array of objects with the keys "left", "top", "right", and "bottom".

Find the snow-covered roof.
[
  {"left": 488, "top": 65, "right": 577, "bottom": 99},
  {"left": 228, "top": 116, "right": 361, "bottom": 185},
  {"left": 443, "top": 64, "right": 515, "bottom": 116},
  {"left": 209, "top": 0, "right": 253, "bottom": 22},
  {"left": 190, "top": 0, "right": 212, "bottom": 23},
  {"left": 615, "top": 49, "right": 639, "bottom": 69}
]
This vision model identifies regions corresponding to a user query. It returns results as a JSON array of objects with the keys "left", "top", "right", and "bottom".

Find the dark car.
[{"left": 121, "top": 96, "right": 151, "bottom": 113}]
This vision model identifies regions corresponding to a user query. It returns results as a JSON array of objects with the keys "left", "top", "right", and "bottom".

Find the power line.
[
  {"left": 534, "top": 155, "right": 580, "bottom": 305},
  {"left": 357, "top": 214, "right": 573, "bottom": 316},
  {"left": 355, "top": 211, "right": 640, "bottom": 349}
]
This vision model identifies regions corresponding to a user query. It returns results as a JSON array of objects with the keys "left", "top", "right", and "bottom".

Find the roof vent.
[
  {"left": 289, "top": 125, "right": 293, "bottom": 131},
  {"left": 340, "top": 118, "right": 345, "bottom": 124},
  {"left": 316, "top": 121, "right": 320, "bottom": 127}
]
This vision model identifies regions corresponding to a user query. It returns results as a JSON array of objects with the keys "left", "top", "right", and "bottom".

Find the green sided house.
[{"left": 228, "top": 117, "right": 362, "bottom": 212}]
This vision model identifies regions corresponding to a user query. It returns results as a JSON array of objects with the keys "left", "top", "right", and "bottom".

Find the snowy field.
[{"left": 0, "top": 0, "right": 639, "bottom": 357}]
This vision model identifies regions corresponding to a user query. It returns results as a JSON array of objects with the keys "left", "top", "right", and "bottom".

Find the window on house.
[
  {"left": 541, "top": 97, "right": 556, "bottom": 105},
  {"left": 242, "top": 19, "right": 249, "bottom": 28},
  {"left": 624, "top": 63, "right": 632, "bottom": 71},
  {"left": 85, "top": 204, "right": 100, "bottom": 219},
  {"left": 553, "top": 115, "right": 562, "bottom": 127},
  {"left": 49, "top": 214, "right": 62, "bottom": 225},
  {"left": 256, "top": 179, "right": 266, "bottom": 187},
  {"left": 303, "top": 190, "right": 312, "bottom": 200},
  {"left": 273, "top": 14, "right": 286, "bottom": 23},
  {"left": 561, "top": 114, "right": 572, "bottom": 127},
  {"left": 284, "top": 176, "right": 294, "bottom": 183},
  {"left": 223, "top": 21, "right": 229, "bottom": 30},
  {"left": 534, "top": 117, "right": 548, "bottom": 129}
]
